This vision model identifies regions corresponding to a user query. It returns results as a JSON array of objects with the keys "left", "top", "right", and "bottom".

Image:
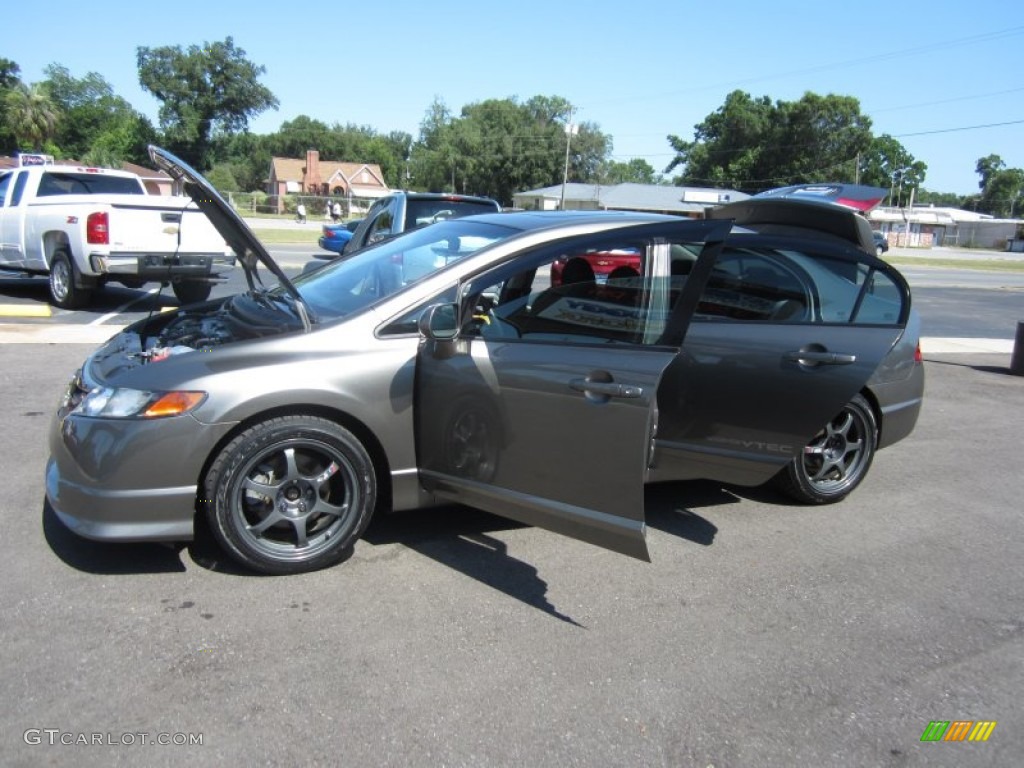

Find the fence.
[{"left": 227, "top": 193, "right": 376, "bottom": 220}]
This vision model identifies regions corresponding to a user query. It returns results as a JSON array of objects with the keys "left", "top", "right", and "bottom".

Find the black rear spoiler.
[{"left": 707, "top": 197, "right": 878, "bottom": 255}]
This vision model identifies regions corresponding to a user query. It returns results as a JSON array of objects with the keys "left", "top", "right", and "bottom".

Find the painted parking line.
[
  {"left": 0, "top": 303, "right": 52, "bottom": 318},
  {"left": 920, "top": 337, "right": 1014, "bottom": 354},
  {"left": 89, "top": 286, "right": 163, "bottom": 326},
  {"left": 0, "top": 323, "right": 127, "bottom": 344}
]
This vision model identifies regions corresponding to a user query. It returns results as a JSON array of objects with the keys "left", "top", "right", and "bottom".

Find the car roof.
[
  {"left": 387, "top": 191, "right": 499, "bottom": 205},
  {"left": 455, "top": 209, "right": 677, "bottom": 233}
]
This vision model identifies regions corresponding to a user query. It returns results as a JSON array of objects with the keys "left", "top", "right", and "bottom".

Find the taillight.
[
  {"left": 87, "top": 212, "right": 109, "bottom": 244},
  {"left": 914, "top": 341, "right": 923, "bottom": 363}
]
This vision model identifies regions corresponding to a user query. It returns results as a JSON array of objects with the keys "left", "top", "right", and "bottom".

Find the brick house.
[{"left": 267, "top": 150, "right": 390, "bottom": 212}]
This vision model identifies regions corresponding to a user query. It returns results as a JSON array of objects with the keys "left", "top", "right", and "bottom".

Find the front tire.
[
  {"left": 204, "top": 416, "right": 377, "bottom": 575},
  {"left": 775, "top": 394, "right": 878, "bottom": 504},
  {"left": 172, "top": 280, "right": 213, "bottom": 305},
  {"left": 48, "top": 249, "right": 92, "bottom": 309}
]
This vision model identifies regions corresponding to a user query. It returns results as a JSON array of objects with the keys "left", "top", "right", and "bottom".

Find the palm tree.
[{"left": 5, "top": 83, "right": 59, "bottom": 151}]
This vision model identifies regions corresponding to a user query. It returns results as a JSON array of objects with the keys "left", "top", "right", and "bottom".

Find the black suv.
[{"left": 343, "top": 192, "right": 500, "bottom": 255}]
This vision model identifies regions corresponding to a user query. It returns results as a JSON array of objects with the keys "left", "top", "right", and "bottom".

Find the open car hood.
[{"left": 147, "top": 145, "right": 313, "bottom": 329}]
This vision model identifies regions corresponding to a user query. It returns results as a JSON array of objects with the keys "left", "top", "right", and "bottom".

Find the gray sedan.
[{"left": 46, "top": 148, "right": 923, "bottom": 574}]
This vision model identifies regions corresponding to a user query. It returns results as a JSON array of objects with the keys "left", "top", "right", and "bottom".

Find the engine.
[{"left": 156, "top": 312, "right": 237, "bottom": 350}]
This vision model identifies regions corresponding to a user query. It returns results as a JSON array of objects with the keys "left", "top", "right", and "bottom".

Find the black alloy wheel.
[
  {"left": 776, "top": 394, "right": 878, "bottom": 504},
  {"left": 204, "top": 416, "right": 376, "bottom": 574}
]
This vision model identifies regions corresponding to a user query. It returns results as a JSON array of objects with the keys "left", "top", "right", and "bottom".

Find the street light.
[{"left": 890, "top": 166, "right": 911, "bottom": 208}]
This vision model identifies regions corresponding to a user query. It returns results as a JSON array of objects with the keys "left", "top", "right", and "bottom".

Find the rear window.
[
  {"left": 405, "top": 199, "right": 498, "bottom": 229},
  {"left": 36, "top": 172, "right": 144, "bottom": 197}
]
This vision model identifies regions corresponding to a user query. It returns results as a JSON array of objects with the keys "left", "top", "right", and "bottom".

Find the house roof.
[
  {"left": 0, "top": 155, "right": 167, "bottom": 179},
  {"left": 868, "top": 205, "right": 996, "bottom": 226},
  {"left": 513, "top": 182, "right": 748, "bottom": 213},
  {"left": 270, "top": 157, "right": 387, "bottom": 188}
]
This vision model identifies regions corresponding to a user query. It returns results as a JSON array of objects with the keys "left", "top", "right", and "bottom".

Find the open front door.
[{"left": 414, "top": 221, "right": 730, "bottom": 560}]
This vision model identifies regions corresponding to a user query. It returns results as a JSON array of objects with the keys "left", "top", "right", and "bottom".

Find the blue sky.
[{"left": 6, "top": 0, "right": 1022, "bottom": 194}]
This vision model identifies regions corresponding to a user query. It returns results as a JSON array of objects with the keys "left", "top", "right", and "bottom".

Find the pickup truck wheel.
[
  {"left": 49, "top": 250, "right": 92, "bottom": 309},
  {"left": 172, "top": 280, "right": 213, "bottom": 305}
]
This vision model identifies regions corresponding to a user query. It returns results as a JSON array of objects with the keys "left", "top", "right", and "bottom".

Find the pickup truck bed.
[{"left": 0, "top": 163, "right": 233, "bottom": 308}]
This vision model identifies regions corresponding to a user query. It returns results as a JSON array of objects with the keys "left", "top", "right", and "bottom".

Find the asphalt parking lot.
[{"left": 2, "top": 341, "right": 1021, "bottom": 767}]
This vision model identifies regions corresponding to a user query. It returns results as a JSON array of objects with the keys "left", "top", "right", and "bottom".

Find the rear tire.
[
  {"left": 48, "top": 249, "right": 92, "bottom": 309},
  {"left": 203, "top": 416, "right": 377, "bottom": 575},
  {"left": 172, "top": 280, "right": 213, "bottom": 305},
  {"left": 775, "top": 394, "right": 878, "bottom": 504}
]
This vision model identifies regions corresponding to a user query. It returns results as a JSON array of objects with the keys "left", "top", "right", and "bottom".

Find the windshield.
[
  {"left": 293, "top": 219, "right": 519, "bottom": 320},
  {"left": 406, "top": 198, "right": 498, "bottom": 228}
]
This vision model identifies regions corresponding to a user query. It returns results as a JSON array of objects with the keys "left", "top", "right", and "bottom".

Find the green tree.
[
  {"left": 857, "top": 134, "right": 926, "bottom": 204},
  {"left": 4, "top": 82, "right": 59, "bottom": 151},
  {"left": 599, "top": 158, "right": 659, "bottom": 185},
  {"left": 915, "top": 189, "right": 966, "bottom": 208},
  {"left": 205, "top": 163, "right": 240, "bottom": 193},
  {"left": 411, "top": 97, "right": 460, "bottom": 192},
  {"left": 973, "top": 155, "right": 1024, "bottom": 217},
  {"left": 43, "top": 64, "right": 155, "bottom": 165},
  {"left": 410, "top": 95, "right": 612, "bottom": 204},
  {"left": 0, "top": 57, "right": 21, "bottom": 153},
  {"left": 666, "top": 90, "right": 873, "bottom": 193},
  {"left": 210, "top": 130, "right": 270, "bottom": 191},
  {"left": 137, "top": 36, "right": 278, "bottom": 168}
]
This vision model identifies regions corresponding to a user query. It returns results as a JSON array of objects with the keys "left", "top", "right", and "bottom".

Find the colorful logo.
[{"left": 920, "top": 721, "right": 997, "bottom": 742}]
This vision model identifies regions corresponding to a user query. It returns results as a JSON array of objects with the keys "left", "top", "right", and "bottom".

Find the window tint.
[
  {"left": 405, "top": 199, "right": 497, "bottom": 229},
  {"left": 10, "top": 171, "right": 29, "bottom": 206},
  {"left": 36, "top": 172, "right": 144, "bottom": 196},
  {"left": 697, "top": 249, "right": 809, "bottom": 322},
  {"left": 694, "top": 246, "right": 905, "bottom": 326},
  {"left": 0, "top": 172, "right": 10, "bottom": 207},
  {"left": 459, "top": 237, "right": 693, "bottom": 346},
  {"left": 781, "top": 250, "right": 904, "bottom": 324},
  {"left": 365, "top": 204, "right": 395, "bottom": 244}
]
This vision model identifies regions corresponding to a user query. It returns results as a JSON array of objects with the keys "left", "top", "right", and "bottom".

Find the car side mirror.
[
  {"left": 418, "top": 303, "right": 459, "bottom": 340},
  {"left": 368, "top": 229, "right": 392, "bottom": 245}
]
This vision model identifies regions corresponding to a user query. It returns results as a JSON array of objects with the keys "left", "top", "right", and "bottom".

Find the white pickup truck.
[{"left": 0, "top": 162, "right": 234, "bottom": 308}]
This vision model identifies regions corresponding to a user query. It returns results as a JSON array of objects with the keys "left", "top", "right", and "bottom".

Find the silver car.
[{"left": 46, "top": 148, "right": 923, "bottom": 574}]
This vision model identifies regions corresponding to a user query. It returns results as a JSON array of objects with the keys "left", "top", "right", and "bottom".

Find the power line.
[
  {"left": 589, "top": 25, "right": 1024, "bottom": 107},
  {"left": 893, "top": 119, "right": 1024, "bottom": 138}
]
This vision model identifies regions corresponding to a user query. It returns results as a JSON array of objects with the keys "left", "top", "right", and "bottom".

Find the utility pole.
[{"left": 559, "top": 108, "right": 577, "bottom": 211}]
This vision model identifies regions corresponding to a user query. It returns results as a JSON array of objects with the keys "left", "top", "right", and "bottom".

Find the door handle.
[
  {"left": 784, "top": 350, "right": 857, "bottom": 365},
  {"left": 569, "top": 378, "right": 643, "bottom": 398}
]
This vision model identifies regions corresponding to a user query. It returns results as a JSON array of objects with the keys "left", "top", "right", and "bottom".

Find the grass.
[
  {"left": 884, "top": 256, "right": 1024, "bottom": 272},
  {"left": 254, "top": 229, "right": 322, "bottom": 245}
]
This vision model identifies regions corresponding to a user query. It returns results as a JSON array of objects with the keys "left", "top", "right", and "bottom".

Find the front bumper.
[{"left": 46, "top": 407, "right": 235, "bottom": 543}]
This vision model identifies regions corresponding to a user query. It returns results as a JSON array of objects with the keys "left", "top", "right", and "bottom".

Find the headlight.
[{"left": 73, "top": 387, "right": 206, "bottom": 419}]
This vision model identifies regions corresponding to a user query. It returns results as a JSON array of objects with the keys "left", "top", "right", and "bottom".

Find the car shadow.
[
  {"left": 42, "top": 499, "right": 188, "bottom": 574},
  {"left": 43, "top": 482, "right": 787, "bottom": 584},
  {"left": 644, "top": 480, "right": 739, "bottom": 545},
  {"left": 923, "top": 356, "right": 1019, "bottom": 376},
  {"left": 364, "top": 506, "right": 582, "bottom": 625}
]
